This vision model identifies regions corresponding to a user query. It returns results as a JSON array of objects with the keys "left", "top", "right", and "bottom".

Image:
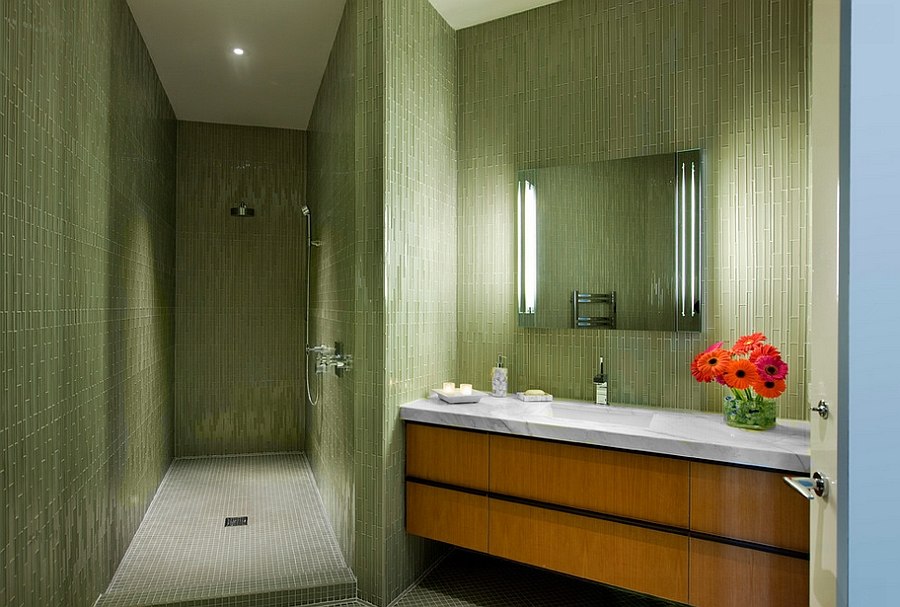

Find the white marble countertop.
[{"left": 400, "top": 395, "right": 810, "bottom": 473}]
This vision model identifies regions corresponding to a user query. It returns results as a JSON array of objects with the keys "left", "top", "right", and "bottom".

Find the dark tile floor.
[{"left": 390, "top": 550, "right": 686, "bottom": 607}]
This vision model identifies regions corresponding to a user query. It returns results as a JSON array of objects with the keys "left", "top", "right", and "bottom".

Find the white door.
[{"left": 806, "top": 1, "right": 841, "bottom": 605}]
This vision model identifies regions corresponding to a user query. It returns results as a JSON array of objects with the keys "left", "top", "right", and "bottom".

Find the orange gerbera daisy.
[
  {"left": 749, "top": 343, "right": 781, "bottom": 362},
  {"left": 722, "top": 359, "right": 759, "bottom": 390},
  {"left": 753, "top": 377, "right": 787, "bottom": 399},
  {"left": 691, "top": 349, "right": 732, "bottom": 382},
  {"left": 732, "top": 332, "right": 767, "bottom": 355}
]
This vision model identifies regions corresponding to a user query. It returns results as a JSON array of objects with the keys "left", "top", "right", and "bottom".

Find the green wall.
[
  {"left": 382, "top": 0, "right": 458, "bottom": 600},
  {"left": 307, "top": 0, "right": 391, "bottom": 601},
  {"left": 307, "top": 0, "right": 457, "bottom": 603},
  {"left": 457, "top": 0, "right": 811, "bottom": 419},
  {"left": 306, "top": 0, "right": 358, "bottom": 570},
  {"left": 351, "top": 0, "right": 388, "bottom": 602},
  {"left": 174, "top": 122, "right": 306, "bottom": 456},
  {"left": 1, "top": 1, "right": 177, "bottom": 604}
]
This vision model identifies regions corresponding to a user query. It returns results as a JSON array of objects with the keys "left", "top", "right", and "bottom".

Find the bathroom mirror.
[{"left": 517, "top": 150, "right": 702, "bottom": 332}]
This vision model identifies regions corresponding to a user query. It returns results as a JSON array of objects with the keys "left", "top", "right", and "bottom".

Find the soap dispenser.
[
  {"left": 491, "top": 354, "right": 508, "bottom": 397},
  {"left": 593, "top": 357, "right": 608, "bottom": 405}
]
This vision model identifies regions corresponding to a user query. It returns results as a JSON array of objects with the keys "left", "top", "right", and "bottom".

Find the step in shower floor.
[{"left": 96, "top": 453, "right": 356, "bottom": 607}]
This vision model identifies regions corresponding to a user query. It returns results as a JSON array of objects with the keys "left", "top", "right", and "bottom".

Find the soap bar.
[{"left": 517, "top": 391, "right": 553, "bottom": 402}]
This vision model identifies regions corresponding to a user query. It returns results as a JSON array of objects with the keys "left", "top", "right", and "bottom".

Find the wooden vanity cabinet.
[
  {"left": 689, "top": 539, "right": 809, "bottom": 607},
  {"left": 690, "top": 462, "right": 809, "bottom": 552},
  {"left": 406, "top": 423, "right": 489, "bottom": 490},
  {"left": 490, "top": 433, "right": 690, "bottom": 527},
  {"left": 404, "top": 423, "right": 810, "bottom": 607},
  {"left": 490, "top": 499, "right": 690, "bottom": 603},
  {"left": 404, "top": 424, "right": 490, "bottom": 551},
  {"left": 406, "top": 482, "right": 488, "bottom": 552},
  {"left": 688, "top": 463, "right": 810, "bottom": 607}
]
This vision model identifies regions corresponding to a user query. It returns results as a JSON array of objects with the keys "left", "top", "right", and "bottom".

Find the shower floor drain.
[{"left": 224, "top": 516, "right": 248, "bottom": 527}]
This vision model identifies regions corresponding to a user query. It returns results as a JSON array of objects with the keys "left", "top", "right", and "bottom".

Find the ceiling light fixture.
[{"left": 233, "top": 48, "right": 244, "bottom": 55}]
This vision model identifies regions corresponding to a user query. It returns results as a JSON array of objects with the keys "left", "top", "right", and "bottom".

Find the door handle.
[
  {"left": 784, "top": 471, "right": 830, "bottom": 500},
  {"left": 810, "top": 400, "right": 830, "bottom": 419}
]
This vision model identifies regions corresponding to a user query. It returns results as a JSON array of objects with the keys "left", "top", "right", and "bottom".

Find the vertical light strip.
[
  {"left": 517, "top": 180, "right": 523, "bottom": 313},
  {"left": 674, "top": 160, "right": 681, "bottom": 321},
  {"left": 690, "top": 161, "right": 697, "bottom": 317},
  {"left": 680, "top": 161, "right": 687, "bottom": 317},
  {"left": 524, "top": 180, "right": 537, "bottom": 314}
]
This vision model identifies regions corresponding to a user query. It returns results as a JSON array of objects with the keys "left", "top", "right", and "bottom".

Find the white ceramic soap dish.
[
  {"left": 433, "top": 389, "right": 485, "bottom": 405},
  {"left": 517, "top": 391, "right": 553, "bottom": 402}
]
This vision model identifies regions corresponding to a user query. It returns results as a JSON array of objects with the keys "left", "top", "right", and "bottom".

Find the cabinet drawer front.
[
  {"left": 690, "top": 462, "right": 809, "bottom": 552},
  {"left": 689, "top": 539, "right": 808, "bottom": 607},
  {"left": 406, "top": 424, "right": 489, "bottom": 490},
  {"left": 489, "top": 435, "right": 690, "bottom": 527},
  {"left": 489, "top": 499, "right": 689, "bottom": 604},
  {"left": 406, "top": 482, "right": 488, "bottom": 552}
]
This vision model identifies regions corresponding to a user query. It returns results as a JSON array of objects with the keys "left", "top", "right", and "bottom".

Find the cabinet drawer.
[
  {"left": 406, "top": 482, "right": 488, "bottom": 552},
  {"left": 406, "top": 423, "right": 489, "bottom": 490},
  {"left": 689, "top": 539, "right": 808, "bottom": 607},
  {"left": 490, "top": 435, "right": 690, "bottom": 527},
  {"left": 489, "top": 499, "right": 688, "bottom": 603},
  {"left": 690, "top": 463, "right": 809, "bottom": 552}
]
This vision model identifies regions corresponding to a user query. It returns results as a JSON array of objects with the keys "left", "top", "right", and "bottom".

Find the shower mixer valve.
[
  {"left": 307, "top": 344, "right": 335, "bottom": 356},
  {"left": 307, "top": 343, "right": 353, "bottom": 376}
]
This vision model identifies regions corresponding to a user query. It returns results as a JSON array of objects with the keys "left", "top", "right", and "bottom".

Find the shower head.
[
  {"left": 230, "top": 202, "right": 255, "bottom": 217},
  {"left": 301, "top": 205, "right": 311, "bottom": 217}
]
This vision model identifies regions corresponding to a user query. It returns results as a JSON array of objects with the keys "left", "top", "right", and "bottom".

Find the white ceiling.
[
  {"left": 430, "top": 0, "right": 561, "bottom": 30},
  {"left": 127, "top": 0, "right": 562, "bottom": 131}
]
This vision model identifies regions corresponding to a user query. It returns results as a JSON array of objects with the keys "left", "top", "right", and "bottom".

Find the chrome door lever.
[
  {"left": 784, "top": 471, "right": 830, "bottom": 500},
  {"left": 810, "top": 400, "right": 829, "bottom": 419},
  {"left": 784, "top": 476, "right": 816, "bottom": 500}
]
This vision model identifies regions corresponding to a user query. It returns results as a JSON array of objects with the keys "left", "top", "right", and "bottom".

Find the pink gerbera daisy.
[{"left": 755, "top": 355, "right": 788, "bottom": 381}]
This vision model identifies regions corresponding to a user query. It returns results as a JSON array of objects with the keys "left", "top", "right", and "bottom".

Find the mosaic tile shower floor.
[
  {"left": 390, "top": 550, "right": 686, "bottom": 607},
  {"left": 96, "top": 454, "right": 356, "bottom": 607}
]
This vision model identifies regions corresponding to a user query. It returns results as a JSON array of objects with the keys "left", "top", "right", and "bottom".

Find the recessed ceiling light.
[{"left": 233, "top": 48, "right": 245, "bottom": 56}]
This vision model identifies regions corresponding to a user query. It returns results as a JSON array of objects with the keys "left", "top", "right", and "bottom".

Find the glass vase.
[{"left": 723, "top": 394, "right": 776, "bottom": 430}]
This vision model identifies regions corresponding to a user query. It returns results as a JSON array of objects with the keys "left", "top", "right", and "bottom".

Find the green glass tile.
[{"left": 2, "top": 0, "right": 176, "bottom": 604}]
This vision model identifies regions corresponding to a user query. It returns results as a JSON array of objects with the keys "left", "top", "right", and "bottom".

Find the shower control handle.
[
  {"left": 307, "top": 343, "right": 352, "bottom": 376},
  {"left": 307, "top": 344, "right": 334, "bottom": 356}
]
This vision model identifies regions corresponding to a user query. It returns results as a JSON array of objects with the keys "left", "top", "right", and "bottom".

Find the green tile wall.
[
  {"left": 382, "top": 0, "right": 457, "bottom": 602},
  {"left": 175, "top": 122, "right": 306, "bottom": 456},
  {"left": 308, "top": 1, "right": 457, "bottom": 603},
  {"left": 1, "top": 1, "right": 177, "bottom": 605},
  {"left": 457, "top": 0, "right": 811, "bottom": 420},
  {"left": 306, "top": 0, "right": 358, "bottom": 569},
  {"left": 351, "top": 0, "right": 387, "bottom": 602}
]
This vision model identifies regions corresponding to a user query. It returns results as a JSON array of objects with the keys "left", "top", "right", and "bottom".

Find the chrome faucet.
[{"left": 593, "top": 357, "right": 608, "bottom": 405}]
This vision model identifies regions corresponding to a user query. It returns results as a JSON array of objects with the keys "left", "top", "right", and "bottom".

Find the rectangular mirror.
[{"left": 517, "top": 150, "right": 702, "bottom": 332}]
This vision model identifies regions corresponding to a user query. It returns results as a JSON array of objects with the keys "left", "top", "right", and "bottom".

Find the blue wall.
[{"left": 843, "top": 0, "right": 900, "bottom": 603}]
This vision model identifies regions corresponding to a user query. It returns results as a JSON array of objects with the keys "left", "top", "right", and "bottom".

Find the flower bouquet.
[{"left": 691, "top": 333, "right": 788, "bottom": 430}]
